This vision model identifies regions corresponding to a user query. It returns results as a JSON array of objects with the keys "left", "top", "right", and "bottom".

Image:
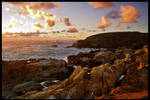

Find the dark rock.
[
  {"left": 67, "top": 52, "right": 97, "bottom": 67},
  {"left": 72, "top": 31, "right": 148, "bottom": 49}
]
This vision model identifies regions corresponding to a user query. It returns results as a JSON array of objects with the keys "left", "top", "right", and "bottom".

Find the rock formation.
[
  {"left": 2, "top": 58, "right": 73, "bottom": 99},
  {"left": 12, "top": 45, "right": 148, "bottom": 99},
  {"left": 72, "top": 31, "right": 148, "bottom": 49}
]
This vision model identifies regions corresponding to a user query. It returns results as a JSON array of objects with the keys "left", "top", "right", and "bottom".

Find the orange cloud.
[
  {"left": 64, "top": 17, "right": 79, "bottom": 32},
  {"left": 9, "top": 2, "right": 61, "bottom": 11},
  {"left": 64, "top": 17, "right": 72, "bottom": 26},
  {"left": 88, "top": 2, "right": 113, "bottom": 9},
  {"left": 8, "top": 2, "right": 61, "bottom": 20},
  {"left": 8, "top": 2, "right": 29, "bottom": 14},
  {"left": 28, "top": 10, "right": 45, "bottom": 20},
  {"left": 116, "top": 23, "right": 120, "bottom": 28},
  {"left": 45, "top": 18, "right": 55, "bottom": 27},
  {"left": 96, "top": 16, "right": 112, "bottom": 29},
  {"left": 67, "top": 26, "right": 79, "bottom": 33},
  {"left": 58, "top": 18, "right": 63, "bottom": 24},
  {"left": 38, "top": 2, "right": 55, "bottom": 10},
  {"left": 55, "top": 2, "right": 61, "bottom": 9},
  {"left": 116, "top": 5, "right": 140, "bottom": 27},
  {"left": 33, "top": 23, "right": 44, "bottom": 29},
  {"left": 27, "top": 2, "right": 61, "bottom": 10}
]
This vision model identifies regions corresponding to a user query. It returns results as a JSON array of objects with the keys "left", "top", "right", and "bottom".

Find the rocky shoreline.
[
  {"left": 2, "top": 44, "right": 148, "bottom": 99},
  {"left": 2, "top": 31, "right": 148, "bottom": 99},
  {"left": 2, "top": 58, "right": 75, "bottom": 99}
]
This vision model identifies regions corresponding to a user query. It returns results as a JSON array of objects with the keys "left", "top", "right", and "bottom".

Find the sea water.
[{"left": 2, "top": 39, "right": 100, "bottom": 61}]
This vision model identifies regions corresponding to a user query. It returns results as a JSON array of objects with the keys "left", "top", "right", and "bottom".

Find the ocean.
[{"left": 2, "top": 38, "right": 99, "bottom": 61}]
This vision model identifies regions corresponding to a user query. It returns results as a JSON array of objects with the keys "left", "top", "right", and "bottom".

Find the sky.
[{"left": 2, "top": 2, "right": 148, "bottom": 40}]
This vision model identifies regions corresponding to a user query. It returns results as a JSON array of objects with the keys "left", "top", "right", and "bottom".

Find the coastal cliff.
[{"left": 72, "top": 31, "right": 148, "bottom": 49}]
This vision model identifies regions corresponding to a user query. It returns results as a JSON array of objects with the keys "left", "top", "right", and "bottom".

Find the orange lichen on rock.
[
  {"left": 108, "top": 87, "right": 120, "bottom": 95},
  {"left": 137, "top": 63, "right": 144, "bottom": 70},
  {"left": 96, "top": 90, "right": 148, "bottom": 99}
]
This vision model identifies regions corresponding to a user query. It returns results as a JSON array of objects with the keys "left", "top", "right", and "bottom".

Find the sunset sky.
[{"left": 2, "top": 2, "right": 148, "bottom": 39}]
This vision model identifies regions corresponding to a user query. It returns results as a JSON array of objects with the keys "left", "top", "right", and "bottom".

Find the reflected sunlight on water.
[{"left": 2, "top": 39, "right": 99, "bottom": 61}]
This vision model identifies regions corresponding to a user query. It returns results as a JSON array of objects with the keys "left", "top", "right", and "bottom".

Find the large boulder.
[{"left": 72, "top": 31, "right": 148, "bottom": 49}]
